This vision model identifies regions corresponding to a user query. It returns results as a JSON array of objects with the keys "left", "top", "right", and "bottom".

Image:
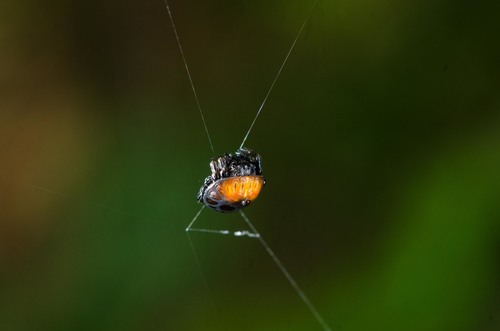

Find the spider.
[{"left": 197, "top": 147, "right": 265, "bottom": 213}]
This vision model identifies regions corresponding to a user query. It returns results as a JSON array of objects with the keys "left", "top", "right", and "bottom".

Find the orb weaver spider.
[{"left": 197, "top": 147, "right": 264, "bottom": 213}]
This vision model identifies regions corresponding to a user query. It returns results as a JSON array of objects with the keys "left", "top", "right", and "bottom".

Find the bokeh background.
[{"left": 1, "top": 0, "right": 499, "bottom": 330}]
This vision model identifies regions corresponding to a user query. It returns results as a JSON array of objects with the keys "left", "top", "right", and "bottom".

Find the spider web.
[{"left": 165, "top": 0, "right": 332, "bottom": 330}]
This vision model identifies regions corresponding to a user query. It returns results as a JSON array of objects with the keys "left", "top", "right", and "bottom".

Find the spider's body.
[{"left": 197, "top": 148, "right": 264, "bottom": 213}]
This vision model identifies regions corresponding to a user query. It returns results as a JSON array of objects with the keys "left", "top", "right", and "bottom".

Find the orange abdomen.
[{"left": 218, "top": 175, "right": 264, "bottom": 203}]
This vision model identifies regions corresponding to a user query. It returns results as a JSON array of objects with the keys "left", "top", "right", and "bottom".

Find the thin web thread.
[
  {"left": 186, "top": 204, "right": 206, "bottom": 231},
  {"left": 239, "top": 211, "right": 332, "bottom": 331},
  {"left": 185, "top": 208, "right": 332, "bottom": 330},
  {"left": 164, "top": 0, "right": 215, "bottom": 156},
  {"left": 186, "top": 205, "right": 259, "bottom": 238},
  {"left": 186, "top": 206, "right": 219, "bottom": 323},
  {"left": 239, "top": 0, "right": 318, "bottom": 149}
]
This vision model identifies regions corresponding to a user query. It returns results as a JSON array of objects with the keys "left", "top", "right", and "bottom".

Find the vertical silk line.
[
  {"left": 186, "top": 206, "right": 219, "bottom": 323},
  {"left": 164, "top": 0, "right": 216, "bottom": 156},
  {"left": 240, "top": 211, "right": 332, "bottom": 331},
  {"left": 239, "top": 0, "right": 319, "bottom": 149}
]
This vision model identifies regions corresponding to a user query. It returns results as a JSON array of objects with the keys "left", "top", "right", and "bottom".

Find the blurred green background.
[{"left": 1, "top": 0, "right": 499, "bottom": 330}]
